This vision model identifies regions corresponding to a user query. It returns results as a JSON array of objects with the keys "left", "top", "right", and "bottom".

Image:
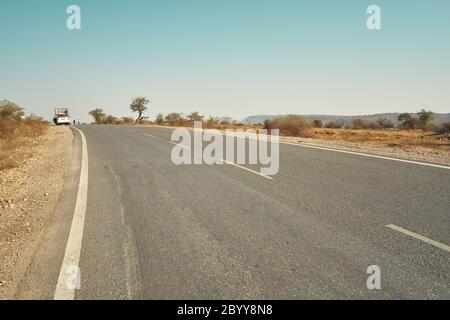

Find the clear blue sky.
[{"left": 1, "top": 0, "right": 449, "bottom": 122}]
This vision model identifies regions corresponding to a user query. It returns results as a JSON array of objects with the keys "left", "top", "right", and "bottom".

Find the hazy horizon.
[{"left": 1, "top": 0, "right": 449, "bottom": 123}]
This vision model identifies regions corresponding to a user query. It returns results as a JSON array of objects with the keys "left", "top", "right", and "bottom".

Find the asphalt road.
[{"left": 17, "top": 125, "right": 450, "bottom": 299}]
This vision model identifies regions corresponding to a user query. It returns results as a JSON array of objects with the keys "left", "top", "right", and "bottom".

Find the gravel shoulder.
[
  {"left": 280, "top": 136, "right": 450, "bottom": 167},
  {"left": 0, "top": 126, "right": 73, "bottom": 299}
]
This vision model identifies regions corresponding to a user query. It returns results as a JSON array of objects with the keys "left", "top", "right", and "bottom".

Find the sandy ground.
[{"left": 0, "top": 126, "right": 73, "bottom": 299}]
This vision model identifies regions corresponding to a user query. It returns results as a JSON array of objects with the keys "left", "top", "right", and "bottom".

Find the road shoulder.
[{"left": 0, "top": 126, "right": 75, "bottom": 299}]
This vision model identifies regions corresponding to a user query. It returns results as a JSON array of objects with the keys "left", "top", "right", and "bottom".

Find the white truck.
[{"left": 53, "top": 108, "right": 71, "bottom": 125}]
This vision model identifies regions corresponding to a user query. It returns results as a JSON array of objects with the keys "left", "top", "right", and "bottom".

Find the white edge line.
[
  {"left": 386, "top": 224, "right": 450, "bottom": 253},
  {"left": 155, "top": 126, "right": 450, "bottom": 170},
  {"left": 168, "top": 142, "right": 273, "bottom": 180},
  {"left": 54, "top": 127, "right": 89, "bottom": 300},
  {"left": 280, "top": 141, "right": 450, "bottom": 170}
]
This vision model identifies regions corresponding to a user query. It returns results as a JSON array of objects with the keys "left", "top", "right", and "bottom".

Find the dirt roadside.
[
  {"left": 149, "top": 124, "right": 450, "bottom": 166},
  {"left": 0, "top": 126, "right": 73, "bottom": 299}
]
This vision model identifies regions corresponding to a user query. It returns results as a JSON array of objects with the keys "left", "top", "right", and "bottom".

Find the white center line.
[
  {"left": 386, "top": 224, "right": 450, "bottom": 253},
  {"left": 54, "top": 127, "right": 89, "bottom": 300},
  {"left": 169, "top": 141, "right": 191, "bottom": 150},
  {"left": 221, "top": 159, "right": 273, "bottom": 180},
  {"left": 142, "top": 133, "right": 155, "bottom": 138},
  {"left": 169, "top": 142, "right": 272, "bottom": 180}
]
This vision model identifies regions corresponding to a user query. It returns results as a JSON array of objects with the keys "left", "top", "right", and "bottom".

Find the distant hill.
[{"left": 241, "top": 113, "right": 450, "bottom": 126}]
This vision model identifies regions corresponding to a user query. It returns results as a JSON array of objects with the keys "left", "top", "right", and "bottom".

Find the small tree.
[
  {"left": 104, "top": 115, "right": 118, "bottom": 124},
  {"left": 187, "top": 112, "right": 204, "bottom": 122},
  {"left": 376, "top": 117, "right": 386, "bottom": 129},
  {"left": 0, "top": 100, "right": 24, "bottom": 121},
  {"left": 325, "top": 121, "right": 342, "bottom": 129},
  {"left": 88, "top": 108, "right": 106, "bottom": 124},
  {"left": 156, "top": 113, "right": 164, "bottom": 125},
  {"left": 205, "top": 116, "right": 220, "bottom": 128},
  {"left": 263, "top": 119, "right": 272, "bottom": 131},
  {"left": 130, "top": 97, "right": 150, "bottom": 124},
  {"left": 438, "top": 121, "right": 450, "bottom": 135},
  {"left": 398, "top": 113, "right": 418, "bottom": 129},
  {"left": 312, "top": 120, "right": 323, "bottom": 128},
  {"left": 165, "top": 113, "right": 184, "bottom": 126},
  {"left": 351, "top": 118, "right": 366, "bottom": 130},
  {"left": 418, "top": 109, "right": 434, "bottom": 130},
  {"left": 220, "top": 117, "right": 233, "bottom": 125}
]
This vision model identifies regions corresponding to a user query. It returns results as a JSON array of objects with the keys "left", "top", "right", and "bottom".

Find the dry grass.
[
  {"left": 264, "top": 115, "right": 312, "bottom": 137},
  {"left": 137, "top": 111, "right": 450, "bottom": 155},
  {"left": 0, "top": 117, "right": 49, "bottom": 170},
  {"left": 306, "top": 128, "right": 450, "bottom": 153}
]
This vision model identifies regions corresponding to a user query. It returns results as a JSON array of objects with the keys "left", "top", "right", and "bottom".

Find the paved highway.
[{"left": 16, "top": 125, "right": 450, "bottom": 299}]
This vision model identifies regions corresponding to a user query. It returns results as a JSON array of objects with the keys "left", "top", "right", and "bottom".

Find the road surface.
[{"left": 16, "top": 125, "right": 450, "bottom": 299}]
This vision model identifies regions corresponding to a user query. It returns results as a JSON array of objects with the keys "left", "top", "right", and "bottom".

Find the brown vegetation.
[
  {"left": 86, "top": 104, "right": 450, "bottom": 155},
  {"left": 305, "top": 128, "right": 449, "bottom": 153},
  {"left": 263, "top": 115, "right": 312, "bottom": 137},
  {"left": 260, "top": 111, "right": 449, "bottom": 154},
  {"left": 0, "top": 101, "right": 49, "bottom": 170}
]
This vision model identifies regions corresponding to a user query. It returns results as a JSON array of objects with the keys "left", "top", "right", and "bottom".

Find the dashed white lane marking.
[
  {"left": 221, "top": 159, "right": 273, "bottom": 180},
  {"left": 54, "top": 127, "right": 89, "bottom": 300},
  {"left": 386, "top": 224, "right": 450, "bottom": 253},
  {"left": 169, "top": 141, "right": 190, "bottom": 150},
  {"left": 169, "top": 142, "right": 272, "bottom": 180},
  {"left": 142, "top": 133, "right": 155, "bottom": 138}
]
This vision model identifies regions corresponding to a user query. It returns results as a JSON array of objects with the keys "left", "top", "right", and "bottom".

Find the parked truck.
[{"left": 53, "top": 108, "right": 71, "bottom": 125}]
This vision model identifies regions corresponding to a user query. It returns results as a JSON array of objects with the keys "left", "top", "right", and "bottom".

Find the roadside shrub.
[
  {"left": 0, "top": 100, "right": 24, "bottom": 121},
  {"left": 156, "top": 113, "right": 165, "bottom": 125},
  {"left": 89, "top": 108, "right": 106, "bottom": 124},
  {"left": 0, "top": 114, "right": 49, "bottom": 171},
  {"left": 438, "top": 121, "right": 450, "bottom": 135},
  {"left": 103, "top": 115, "right": 119, "bottom": 124},
  {"left": 418, "top": 109, "right": 434, "bottom": 130},
  {"left": 398, "top": 113, "right": 419, "bottom": 130},
  {"left": 204, "top": 116, "right": 220, "bottom": 128},
  {"left": 349, "top": 118, "right": 366, "bottom": 130},
  {"left": 19, "top": 116, "right": 49, "bottom": 137},
  {"left": 376, "top": 117, "right": 395, "bottom": 129},
  {"left": 137, "top": 119, "right": 154, "bottom": 125},
  {"left": 165, "top": 113, "right": 186, "bottom": 126},
  {"left": 263, "top": 115, "right": 311, "bottom": 137},
  {"left": 0, "top": 118, "right": 17, "bottom": 140},
  {"left": 121, "top": 117, "right": 134, "bottom": 124},
  {"left": 325, "top": 121, "right": 342, "bottom": 129},
  {"left": 312, "top": 120, "right": 323, "bottom": 128}
]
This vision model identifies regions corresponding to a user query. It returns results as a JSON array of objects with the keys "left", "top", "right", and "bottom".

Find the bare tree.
[{"left": 130, "top": 97, "right": 150, "bottom": 124}]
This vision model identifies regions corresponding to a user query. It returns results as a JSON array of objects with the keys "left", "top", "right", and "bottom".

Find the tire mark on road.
[{"left": 109, "top": 166, "right": 143, "bottom": 299}]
